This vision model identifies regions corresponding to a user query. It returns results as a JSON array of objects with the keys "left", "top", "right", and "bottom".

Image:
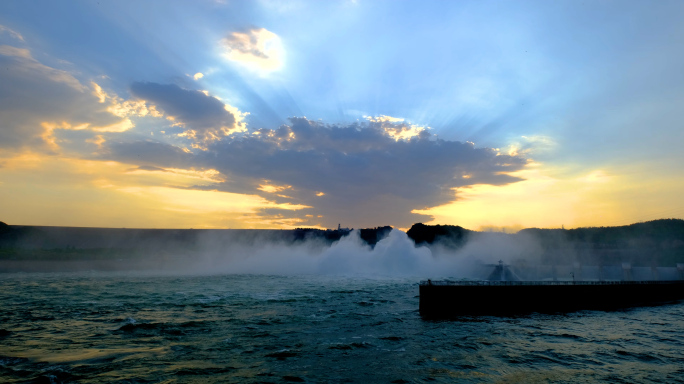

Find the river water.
[{"left": 1, "top": 272, "right": 683, "bottom": 383}]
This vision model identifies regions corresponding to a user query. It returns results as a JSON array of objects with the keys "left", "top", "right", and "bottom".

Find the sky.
[{"left": 1, "top": 0, "right": 683, "bottom": 231}]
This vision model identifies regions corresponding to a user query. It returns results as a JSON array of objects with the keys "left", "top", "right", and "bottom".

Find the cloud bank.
[
  {"left": 104, "top": 115, "right": 527, "bottom": 228},
  {"left": 203, "top": 118, "right": 526, "bottom": 227}
]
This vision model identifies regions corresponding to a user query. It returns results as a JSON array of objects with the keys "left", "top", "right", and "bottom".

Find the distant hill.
[
  {"left": 406, "top": 219, "right": 684, "bottom": 266},
  {"left": 519, "top": 219, "right": 684, "bottom": 246}
]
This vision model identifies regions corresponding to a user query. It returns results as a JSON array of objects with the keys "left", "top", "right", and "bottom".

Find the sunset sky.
[{"left": 1, "top": 0, "right": 683, "bottom": 231}]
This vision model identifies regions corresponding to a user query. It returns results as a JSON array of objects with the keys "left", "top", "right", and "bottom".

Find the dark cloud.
[
  {"left": 129, "top": 82, "right": 238, "bottom": 145},
  {"left": 192, "top": 118, "right": 527, "bottom": 228},
  {"left": 101, "top": 118, "right": 527, "bottom": 228}
]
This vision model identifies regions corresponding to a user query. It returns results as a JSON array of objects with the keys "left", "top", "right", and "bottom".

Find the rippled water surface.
[{"left": 1, "top": 272, "right": 684, "bottom": 383}]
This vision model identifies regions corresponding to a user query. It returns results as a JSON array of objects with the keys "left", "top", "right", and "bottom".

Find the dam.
[{"left": 419, "top": 262, "right": 684, "bottom": 317}]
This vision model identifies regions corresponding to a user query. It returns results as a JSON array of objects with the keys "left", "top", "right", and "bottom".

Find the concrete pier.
[{"left": 419, "top": 280, "right": 684, "bottom": 318}]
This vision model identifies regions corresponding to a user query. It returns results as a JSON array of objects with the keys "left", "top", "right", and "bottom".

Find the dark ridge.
[
  {"left": 519, "top": 219, "right": 684, "bottom": 265},
  {"left": 407, "top": 219, "right": 684, "bottom": 266},
  {"left": 519, "top": 219, "right": 684, "bottom": 245}
]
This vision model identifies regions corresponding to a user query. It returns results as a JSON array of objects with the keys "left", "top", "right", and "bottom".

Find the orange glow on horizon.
[
  {"left": 0, "top": 151, "right": 310, "bottom": 229},
  {"left": 414, "top": 166, "right": 684, "bottom": 231},
  {"left": 2, "top": 151, "right": 683, "bottom": 230}
]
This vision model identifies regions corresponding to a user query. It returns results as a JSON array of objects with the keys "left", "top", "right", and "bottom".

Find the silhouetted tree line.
[
  {"left": 359, "top": 226, "right": 393, "bottom": 246},
  {"left": 406, "top": 223, "right": 471, "bottom": 248},
  {"left": 291, "top": 226, "right": 392, "bottom": 247}
]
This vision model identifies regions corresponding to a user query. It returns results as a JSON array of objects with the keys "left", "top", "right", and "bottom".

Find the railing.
[{"left": 419, "top": 280, "right": 684, "bottom": 287}]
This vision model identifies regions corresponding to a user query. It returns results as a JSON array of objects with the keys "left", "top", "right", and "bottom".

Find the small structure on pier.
[{"left": 486, "top": 260, "right": 522, "bottom": 282}]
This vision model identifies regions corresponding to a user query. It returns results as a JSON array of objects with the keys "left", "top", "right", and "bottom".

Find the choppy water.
[{"left": 1, "top": 273, "right": 684, "bottom": 383}]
